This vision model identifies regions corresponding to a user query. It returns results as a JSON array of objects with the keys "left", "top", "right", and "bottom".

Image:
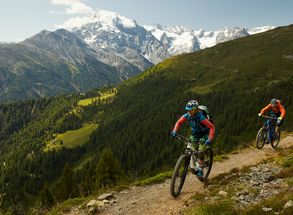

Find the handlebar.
[
  {"left": 175, "top": 134, "right": 205, "bottom": 144},
  {"left": 260, "top": 115, "right": 277, "bottom": 120}
]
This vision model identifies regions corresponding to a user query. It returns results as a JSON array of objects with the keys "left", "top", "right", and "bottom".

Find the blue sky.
[{"left": 0, "top": 0, "right": 292, "bottom": 42}]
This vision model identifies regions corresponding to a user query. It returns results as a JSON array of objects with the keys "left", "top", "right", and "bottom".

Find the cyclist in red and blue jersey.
[{"left": 171, "top": 100, "right": 215, "bottom": 177}]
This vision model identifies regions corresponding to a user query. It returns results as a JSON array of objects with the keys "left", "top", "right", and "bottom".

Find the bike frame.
[
  {"left": 261, "top": 115, "right": 277, "bottom": 142},
  {"left": 176, "top": 134, "right": 205, "bottom": 167},
  {"left": 177, "top": 134, "right": 204, "bottom": 150}
]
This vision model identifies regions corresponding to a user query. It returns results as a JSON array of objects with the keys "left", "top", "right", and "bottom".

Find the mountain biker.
[
  {"left": 171, "top": 100, "right": 215, "bottom": 177},
  {"left": 258, "top": 98, "right": 286, "bottom": 126},
  {"left": 258, "top": 98, "right": 286, "bottom": 141}
]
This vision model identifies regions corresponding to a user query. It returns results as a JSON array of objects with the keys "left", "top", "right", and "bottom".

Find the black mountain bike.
[
  {"left": 256, "top": 115, "right": 281, "bottom": 149},
  {"left": 170, "top": 134, "right": 213, "bottom": 198}
]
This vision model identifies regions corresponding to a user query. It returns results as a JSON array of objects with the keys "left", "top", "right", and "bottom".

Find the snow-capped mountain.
[
  {"left": 68, "top": 10, "right": 275, "bottom": 65},
  {"left": 144, "top": 25, "right": 275, "bottom": 55},
  {"left": 0, "top": 9, "right": 277, "bottom": 102},
  {"left": 71, "top": 10, "right": 170, "bottom": 71}
]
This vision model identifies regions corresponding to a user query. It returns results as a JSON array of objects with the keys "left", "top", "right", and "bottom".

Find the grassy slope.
[
  {"left": 2, "top": 25, "right": 293, "bottom": 212},
  {"left": 44, "top": 123, "right": 97, "bottom": 151},
  {"left": 44, "top": 89, "right": 116, "bottom": 152},
  {"left": 88, "top": 25, "right": 293, "bottom": 175}
]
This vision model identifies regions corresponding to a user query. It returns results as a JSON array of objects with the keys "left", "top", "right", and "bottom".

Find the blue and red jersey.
[{"left": 172, "top": 111, "right": 215, "bottom": 141}]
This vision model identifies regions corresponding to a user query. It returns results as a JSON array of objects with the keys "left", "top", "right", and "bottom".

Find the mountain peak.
[
  {"left": 93, "top": 10, "right": 138, "bottom": 28},
  {"left": 68, "top": 9, "right": 138, "bottom": 31}
]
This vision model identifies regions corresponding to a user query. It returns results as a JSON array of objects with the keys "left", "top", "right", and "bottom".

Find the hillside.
[
  {"left": 0, "top": 13, "right": 276, "bottom": 104},
  {"left": 0, "top": 29, "right": 139, "bottom": 103},
  {"left": 88, "top": 24, "right": 293, "bottom": 173},
  {"left": 0, "top": 25, "right": 293, "bottom": 213},
  {"left": 49, "top": 134, "right": 293, "bottom": 215}
]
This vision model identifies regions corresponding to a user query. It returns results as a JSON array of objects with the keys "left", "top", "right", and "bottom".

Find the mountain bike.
[
  {"left": 170, "top": 134, "right": 213, "bottom": 198},
  {"left": 256, "top": 115, "right": 281, "bottom": 149}
]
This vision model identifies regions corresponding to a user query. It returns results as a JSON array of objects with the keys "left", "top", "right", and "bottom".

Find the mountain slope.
[
  {"left": 0, "top": 10, "right": 275, "bottom": 103},
  {"left": 0, "top": 29, "right": 125, "bottom": 102},
  {"left": 85, "top": 135, "right": 293, "bottom": 215},
  {"left": 0, "top": 25, "right": 292, "bottom": 212},
  {"left": 87, "top": 24, "right": 293, "bottom": 174}
]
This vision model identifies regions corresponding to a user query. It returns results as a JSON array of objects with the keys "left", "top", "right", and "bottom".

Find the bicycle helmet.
[
  {"left": 185, "top": 100, "right": 199, "bottom": 110},
  {"left": 270, "top": 98, "right": 277, "bottom": 106}
]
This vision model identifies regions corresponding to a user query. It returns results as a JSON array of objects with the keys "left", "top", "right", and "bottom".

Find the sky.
[{"left": 0, "top": 0, "right": 293, "bottom": 42}]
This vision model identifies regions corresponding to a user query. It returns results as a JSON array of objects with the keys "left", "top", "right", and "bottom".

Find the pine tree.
[
  {"left": 40, "top": 182, "right": 55, "bottom": 207},
  {"left": 54, "top": 163, "right": 77, "bottom": 201},
  {"left": 96, "top": 148, "right": 124, "bottom": 188}
]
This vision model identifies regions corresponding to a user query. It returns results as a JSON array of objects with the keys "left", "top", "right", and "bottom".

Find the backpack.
[{"left": 198, "top": 105, "right": 214, "bottom": 124}]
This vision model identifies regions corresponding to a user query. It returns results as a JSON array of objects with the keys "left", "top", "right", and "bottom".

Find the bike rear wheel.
[
  {"left": 256, "top": 127, "right": 266, "bottom": 149},
  {"left": 271, "top": 127, "right": 281, "bottom": 149},
  {"left": 199, "top": 147, "right": 213, "bottom": 182},
  {"left": 170, "top": 154, "right": 189, "bottom": 198}
]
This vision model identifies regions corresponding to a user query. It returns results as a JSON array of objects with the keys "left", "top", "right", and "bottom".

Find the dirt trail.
[{"left": 99, "top": 134, "right": 293, "bottom": 215}]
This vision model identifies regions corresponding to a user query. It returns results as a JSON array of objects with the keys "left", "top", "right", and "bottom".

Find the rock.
[
  {"left": 103, "top": 199, "right": 109, "bottom": 203},
  {"left": 98, "top": 193, "right": 114, "bottom": 201},
  {"left": 87, "top": 199, "right": 104, "bottom": 208},
  {"left": 239, "top": 195, "right": 246, "bottom": 200},
  {"left": 262, "top": 167, "right": 270, "bottom": 172},
  {"left": 98, "top": 200, "right": 105, "bottom": 207},
  {"left": 249, "top": 180, "right": 260, "bottom": 186},
  {"left": 284, "top": 200, "right": 293, "bottom": 208},
  {"left": 249, "top": 167, "right": 258, "bottom": 172},
  {"left": 87, "top": 200, "right": 99, "bottom": 207},
  {"left": 236, "top": 189, "right": 249, "bottom": 196},
  {"left": 109, "top": 199, "right": 117, "bottom": 205},
  {"left": 218, "top": 190, "right": 228, "bottom": 197},
  {"left": 264, "top": 175, "right": 275, "bottom": 182},
  {"left": 88, "top": 207, "right": 97, "bottom": 214},
  {"left": 262, "top": 207, "right": 272, "bottom": 212}
]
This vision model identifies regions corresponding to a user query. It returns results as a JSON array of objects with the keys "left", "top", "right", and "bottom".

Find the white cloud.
[
  {"left": 50, "top": 0, "right": 94, "bottom": 15},
  {"left": 55, "top": 16, "right": 94, "bottom": 29}
]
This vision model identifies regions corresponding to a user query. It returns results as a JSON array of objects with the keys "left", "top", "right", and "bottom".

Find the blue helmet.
[
  {"left": 185, "top": 100, "right": 199, "bottom": 110},
  {"left": 270, "top": 98, "right": 277, "bottom": 106}
]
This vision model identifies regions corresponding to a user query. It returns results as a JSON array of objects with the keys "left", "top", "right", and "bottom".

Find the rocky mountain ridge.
[
  {"left": 0, "top": 9, "right": 276, "bottom": 102},
  {"left": 71, "top": 10, "right": 275, "bottom": 62}
]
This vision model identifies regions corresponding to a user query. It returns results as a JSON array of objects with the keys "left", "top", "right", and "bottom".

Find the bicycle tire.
[
  {"left": 170, "top": 154, "right": 189, "bottom": 198},
  {"left": 271, "top": 127, "right": 281, "bottom": 149},
  {"left": 202, "top": 147, "right": 213, "bottom": 181},
  {"left": 256, "top": 127, "right": 266, "bottom": 149}
]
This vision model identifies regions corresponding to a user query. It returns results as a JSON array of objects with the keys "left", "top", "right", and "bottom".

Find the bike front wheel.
[
  {"left": 271, "top": 127, "right": 281, "bottom": 149},
  {"left": 201, "top": 147, "right": 213, "bottom": 181},
  {"left": 256, "top": 127, "right": 266, "bottom": 149},
  {"left": 170, "top": 154, "right": 189, "bottom": 198}
]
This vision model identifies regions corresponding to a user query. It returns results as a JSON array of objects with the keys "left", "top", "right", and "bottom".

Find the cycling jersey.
[
  {"left": 172, "top": 111, "right": 215, "bottom": 141},
  {"left": 260, "top": 100, "right": 286, "bottom": 119}
]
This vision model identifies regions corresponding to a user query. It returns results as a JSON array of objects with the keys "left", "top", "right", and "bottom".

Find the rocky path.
[{"left": 97, "top": 134, "right": 293, "bottom": 215}]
